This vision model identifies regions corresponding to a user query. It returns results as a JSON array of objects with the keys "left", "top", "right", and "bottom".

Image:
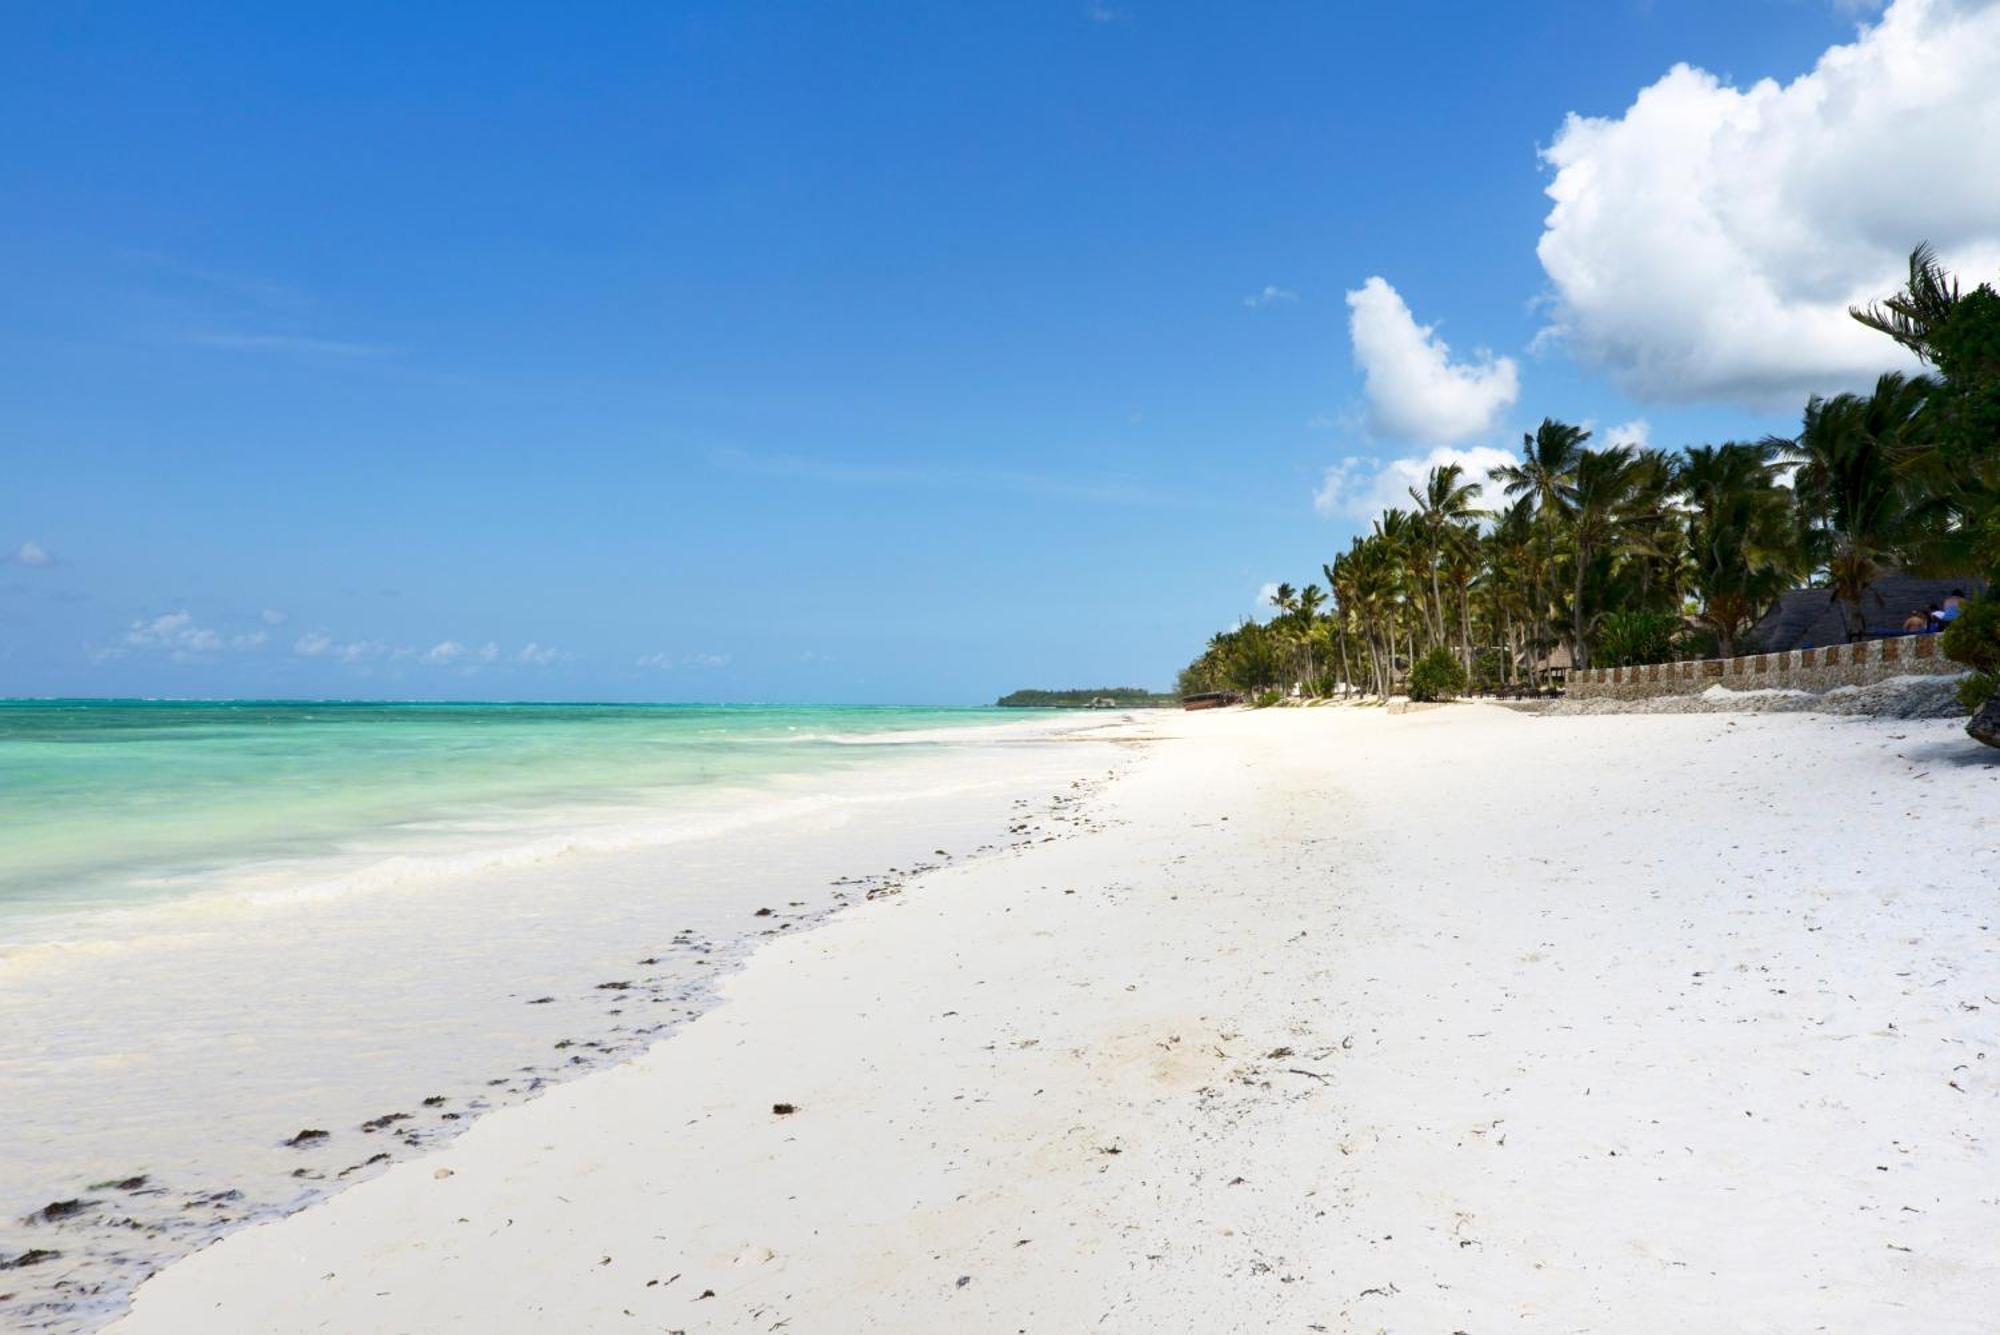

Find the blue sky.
[{"left": 2, "top": 0, "right": 1979, "bottom": 703}]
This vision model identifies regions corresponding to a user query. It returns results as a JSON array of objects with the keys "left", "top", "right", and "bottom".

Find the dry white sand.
[{"left": 110, "top": 706, "right": 2000, "bottom": 1333}]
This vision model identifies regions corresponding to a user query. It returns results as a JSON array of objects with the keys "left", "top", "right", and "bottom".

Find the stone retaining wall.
[{"left": 1567, "top": 633, "right": 1961, "bottom": 701}]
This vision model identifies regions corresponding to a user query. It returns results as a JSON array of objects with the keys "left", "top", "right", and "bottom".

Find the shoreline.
[
  {"left": 94, "top": 706, "right": 2000, "bottom": 1332},
  {"left": 0, "top": 705, "right": 1094, "bottom": 953},
  {"left": 1, "top": 713, "right": 1138, "bottom": 1333}
]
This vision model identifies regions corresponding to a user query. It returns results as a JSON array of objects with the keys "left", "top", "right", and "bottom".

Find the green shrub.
[
  {"left": 1595, "top": 609, "right": 1684, "bottom": 667},
  {"left": 1678, "top": 626, "right": 1722, "bottom": 661},
  {"left": 1251, "top": 689, "right": 1283, "bottom": 709},
  {"left": 1943, "top": 595, "right": 2000, "bottom": 712},
  {"left": 1940, "top": 595, "right": 2000, "bottom": 673},
  {"left": 1406, "top": 646, "right": 1468, "bottom": 703},
  {"left": 1471, "top": 646, "right": 1509, "bottom": 692},
  {"left": 1957, "top": 670, "right": 1997, "bottom": 714}
]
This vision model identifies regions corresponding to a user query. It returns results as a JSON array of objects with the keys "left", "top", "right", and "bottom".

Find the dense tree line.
[
  {"left": 995, "top": 688, "right": 1179, "bottom": 708},
  {"left": 1178, "top": 247, "right": 2000, "bottom": 714}
]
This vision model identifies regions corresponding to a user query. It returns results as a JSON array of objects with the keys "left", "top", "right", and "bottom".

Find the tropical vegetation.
[
  {"left": 1176, "top": 244, "right": 2000, "bottom": 727},
  {"left": 1405, "top": 646, "right": 1468, "bottom": 703},
  {"left": 996, "top": 687, "right": 1179, "bottom": 708}
]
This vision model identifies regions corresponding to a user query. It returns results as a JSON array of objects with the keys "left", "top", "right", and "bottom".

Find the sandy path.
[{"left": 108, "top": 707, "right": 2000, "bottom": 1333}]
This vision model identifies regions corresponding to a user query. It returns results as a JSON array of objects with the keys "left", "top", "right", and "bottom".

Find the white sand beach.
[{"left": 107, "top": 706, "right": 1999, "bottom": 1333}]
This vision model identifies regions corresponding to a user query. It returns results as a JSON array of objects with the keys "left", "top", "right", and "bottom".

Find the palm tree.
[
  {"left": 1482, "top": 496, "right": 1539, "bottom": 685},
  {"left": 1492, "top": 419, "right": 1588, "bottom": 513},
  {"left": 1372, "top": 510, "right": 1421, "bottom": 687},
  {"left": 1557, "top": 445, "right": 1640, "bottom": 669},
  {"left": 1409, "top": 463, "right": 1484, "bottom": 663},
  {"left": 1677, "top": 440, "right": 1797, "bottom": 656},
  {"left": 1491, "top": 420, "right": 1588, "bottom": 678},
  {"left": 1850, "top": 244, "right": 2000, "bottom": 615},
  {"left": 1440, "top": 520, "right": 1484, "bottom": 680},
  {"left": 1780, "top": 371, "right": 1931, "bottom": 638},
  {"left": 1850, "top": 243, "right": 1959, "bottom": 362},
  {"left": 1294, "top": 582, "right": 1326, "bottom": 624},
  {"left": 1332, "top": 529, "right": 1406, "bottom": 697},
  {"left": 1619, "top": 448, "right": 1685, "bottom": 609},
  {"left": 1293, "top": 583, "right": 1326, "bottom": 688},
  {"left": 1322, "top": 559, "right": 1356, "bottom": 696}
]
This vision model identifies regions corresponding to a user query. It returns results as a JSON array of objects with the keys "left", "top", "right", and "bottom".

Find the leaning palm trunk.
[
  {"left": 1572, "top": 547, "right": 1590, "bottom": 671},
  {"left": 1458, "top": 583, "right": 1474, "bottom": 678},
  {"left": 1430, "top": 558, "right": 1446, "bottom": 648},
  {"left": 1830, "top": 546, "right": 1876, "bottom": 642},
  {"left": 1524, "top": 571, "right": 1542, "bottom": 688}
]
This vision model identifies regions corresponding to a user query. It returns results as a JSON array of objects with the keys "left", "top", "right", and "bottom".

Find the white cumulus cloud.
[
  {"left": 294, "top": 631, "right": 543, "bottom": 670},
  {"left": 1243, "top": 284, "right": 1298, "bottom": 308},
  {"left": 1346, "top": 277, "right": 1519, "bottom": 446},
  {"left": 7, "top": 540, "right": 54, "bottom": 567},
  {"left": 637, "top": 651, "right": 731, "bottom": 670},
  {"left": 516, "top": 642, "right": 568, "bottom": 667},
  {"left": 102, "top": 610, "right": 267, "bottom": 663},
  {"left": 1605, "top": 419, "right": 1651, "bottom": 449},
  {"left": 1537, "top": 0, "right": 2000, "bottom": 405},
  {"left": 1313, "top": 445, "right": 1516, "bottom": 526},
  {"left": 292, "top": 632, "right": 398, "bottom": 665}
]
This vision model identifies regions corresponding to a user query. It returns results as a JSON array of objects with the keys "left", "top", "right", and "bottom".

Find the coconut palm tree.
[
  {"left": 1321, "top": 559, "right": 1356, "bottom": 696},
  {"left": 1850, "top": 243, "right": 1960, "bottom": 362},
  {"left": 1492, "top": 419, "right": 1588, "bottom": 513},
  {"left": 1780, "top": 372, "right": 1932, "bottom": 638},
  {"left": 1849, "top": 250, "right": 2000, "bottom": 583},
  {"left": 1556, "top": 445, "right": 1641, "bottom": 669},
  {"left": 1333, "top": 530, "right": 1406, "bottom": 697},
  {"left": 1409, "top": 463, "right": 1484, "bottom": 659},
  {"left": 1440, "top": 520, "right": 1485, "bottom": 678},
  {"left": 1481, "top": 496, "right": 1540, "bottom": 685},
  {"left": 1491, "top": 420, "right": 1588, "bottom": 678},
  {"left": 1372, "top": 509, "right": 1422, "bottom": 684},
  {"left": 1619, "top": 448, "right": 1686, "bottom": 610},
  {"left": 1677, "top": 440, "right": 1797, "bottom": 656},
  {"left": 1293, "top": 583, "right": 1326, "bottom": 687}
]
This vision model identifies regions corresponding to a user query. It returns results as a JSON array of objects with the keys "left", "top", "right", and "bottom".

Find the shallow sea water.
[{"left": 0, "top": 700, "right": 1130, "bottom": 1330}]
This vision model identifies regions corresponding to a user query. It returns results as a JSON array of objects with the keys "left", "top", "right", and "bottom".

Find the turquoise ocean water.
[{"left": 0, "top": 699, "right": 1027, "bottom": 932}]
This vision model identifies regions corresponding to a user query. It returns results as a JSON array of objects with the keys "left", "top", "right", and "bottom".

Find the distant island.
[{"left": 995, "top": 688, "right": 1179, "bottom": 709}]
